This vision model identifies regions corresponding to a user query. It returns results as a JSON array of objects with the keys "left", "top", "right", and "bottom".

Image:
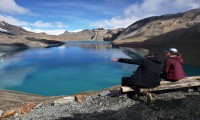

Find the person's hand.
[{"left": 112, "top": 58, "right": 118, "bottom": 62}]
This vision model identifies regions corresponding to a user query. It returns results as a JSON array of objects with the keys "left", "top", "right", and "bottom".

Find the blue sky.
[{"left": 0, "top": 0, "right": 200, "bottom": 35}]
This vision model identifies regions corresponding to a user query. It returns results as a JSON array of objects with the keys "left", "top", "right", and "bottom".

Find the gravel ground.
[{"left": 11, "top": 89, "right": 200, "bottom": 120}]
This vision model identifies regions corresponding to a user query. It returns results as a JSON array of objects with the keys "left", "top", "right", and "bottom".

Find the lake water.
[
  {"left": 0, "top": 41, "right": 135, "bottom": 96},
  {"left": 0, "top": 41, "right": 200, "bottom": 96}
]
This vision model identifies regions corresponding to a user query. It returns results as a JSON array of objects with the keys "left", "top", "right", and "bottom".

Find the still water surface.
[
  {"left": 0, "top": 41, "right": 135, "bottom": 96},
  {"left": 0, "top": 41, "right": 199, "bottom": 96}
]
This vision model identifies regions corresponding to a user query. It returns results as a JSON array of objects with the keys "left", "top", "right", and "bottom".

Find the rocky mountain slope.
[
  {"left": 59, "top": 28, "right": 123, "bottom": 41},
  {"left": 0, "top": 21, "right": 65, "bottom": 51},
  {"left": 113, "top": 8, "right": 200, "bottom": 44},
  {"left": 1, "top": 8, "right": 200, "bottom": 65},
  {"left": 0, "top": 21, "right": 123, "bottom": 51},
  {"left": 0, "top": 21, "right": 29, "bottom": 35},
  {"left": 112, "top": 8, "right": 200, "bottom": 66}
]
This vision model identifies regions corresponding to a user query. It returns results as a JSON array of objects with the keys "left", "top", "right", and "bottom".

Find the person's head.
[
  {"left": 145, "top": 51, "right": 157, "bottom": 58},
  {"left": 164, "top": 48, "right": 178, "bottom": 57}
]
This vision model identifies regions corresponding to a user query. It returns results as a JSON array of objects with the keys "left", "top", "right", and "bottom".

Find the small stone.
[
  {"left": 158, "top": 112, "right": 164, "bottom": 119},
  {"left": 14, "top": 113, "right": 19, "bottom": 118},
  {"left": 75, "top": 95, "right": 87, "bottom": 103},
  {"left": 0, "top": 110, "right": 3, "bottom": 117},
  {"left": 197, "top": 87, "right": 200, "bottom": 92},
  {"left": 21, "top": 102, "right": 36, "bottom": 114},
  {"left": 54, "top": 96, "right": 75, "bottom": 105},
  {"left": 15, "top": 108, "right": 22, "bottom": 114},
  {"left": 169, "top": 116, "right": 174, "bottom": 119},
  {"left": 147, "top": 93, "right": 156, "bottom": 106},
  {"left": 187, "top": 88, "right": 193, "bottom": 93},
  {"left": 99, "top": 90, "right": 111, "bottom": 96},
  {"left": 49, "top": 102, "right": 54, "bottom": 106},
  {"left": 34, "top": 102, "right": 43, "bottom": 109},
  {"left": 1, "top": 109, "right": 16, "bottom": 118}
]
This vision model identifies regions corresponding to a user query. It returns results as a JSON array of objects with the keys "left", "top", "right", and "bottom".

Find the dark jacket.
[
  {"left": 118, "top": 57, "right": 162, "bottom": 88},
  {"left": 163, "top": 56, "right": 186, "bottom": 80}
]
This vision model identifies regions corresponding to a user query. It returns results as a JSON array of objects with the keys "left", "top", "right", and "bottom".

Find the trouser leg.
[
  {"left": 121, "top": 77, "right": 140, "bottom": 99},
  {"left": 132, "top": 86, "right": 140, "bottom": 99},
  {"left": 121, "top": 77, "right": 131, "bottom": 86}
]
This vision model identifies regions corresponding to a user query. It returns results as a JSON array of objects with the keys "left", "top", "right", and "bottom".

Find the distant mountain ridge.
[
  {"left": 113, "top": 8, "right": 200, "bottom": 44},
  {"left": 1, "top": 8, "right": 200, "bottom": 66},
  {"left": 0, "top": 21, "right": 29, "bottom": 35},
  {"left": 112, "top": 8, "right": 200, "bottom": 66},
  {"left": 0, "top": 21, "right": 123, "bottom": 51},
  {"left": 0, "top": 21, "right": 65, "bottom": 50},
  {"left": 0, "top": 21, "right": 123, "bottom": 41},
  {"left": 59, "top": 28, "right": 124, "bottom": 41}
]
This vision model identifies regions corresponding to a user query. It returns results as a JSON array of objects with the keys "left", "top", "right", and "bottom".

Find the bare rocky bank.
[
  {"left": 112, "top": 8, "right": 200, "bottom": 67},
  {"left": 0, "top": 8, "right": 200, "bottom": 119},
  {"left": 0, "top": 21, "right": 123, "bottom": 52},
  {"left": 0, "top": 86, "right": 200, "bottom": 120},
  {"left": 1, "top": 8, "right": 200, "bottom": 66}
]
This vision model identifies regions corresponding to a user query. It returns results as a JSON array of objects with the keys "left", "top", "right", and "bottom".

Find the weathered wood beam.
[{"left": 121, "top": 76, "right": 200, "bottom": 93}]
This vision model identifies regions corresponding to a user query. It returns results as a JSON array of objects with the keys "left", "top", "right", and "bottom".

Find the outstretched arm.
[
  {"left": 112, "top": 58, "right": 142, "bottom": 65},
  {"left": 112, "top": 58, "right": 119, "bottom": 62}
]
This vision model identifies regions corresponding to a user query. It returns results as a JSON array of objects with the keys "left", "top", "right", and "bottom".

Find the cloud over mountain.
[
  {"left": 91, "top": 0, "right": 200, "bottom": 28},
  {"left": 1, "top": 0, "right": 199, "bottom": 35},
  {"left": 0, "top": 0, "right": 35, "bottom": 15}
]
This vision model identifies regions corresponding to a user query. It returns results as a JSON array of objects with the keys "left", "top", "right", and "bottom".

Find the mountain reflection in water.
[
  {"left": 120, "top": 47, "right": 200, "bottom": 76},
  {"left": 65, "top": 41, "right": 113, "bottom": 49},
  {"left": 0, "top": 41, "right": 134, "bottom": 96},
  {"left": 0, "top": 41, "right": 199, "bottom": 96}
]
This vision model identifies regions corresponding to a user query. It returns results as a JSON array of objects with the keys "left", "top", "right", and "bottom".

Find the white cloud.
[
  {"left": 68, "top": 29, "right": 83, "bottom": 32},
  {"left": 91, "top": 0, "right": 200, "bottom": 28},
  {"left": 31, "top": 21, "right": 69, "bottom": 29},
  {"left": 91, "top": 17, "right": 138, "bottom": 29},
  {"left": 0, "top": 14, "right": 29, "bottom": 26},
  {"left": 0, "top": 14, "right": 68, "bottom": 34},
  {"left": 33, "top": 21, "right": 53, "bottom": 28},
  {"left": 23, "top": 27, "right": 83, "bottom": 35},
  {"left": 0, "top": 56, "right": 35, "bottom": 89},
  {"left": 0, "top": 0, "right": 34, "bottom": 15},
  {"left": 0, "top": 68, "right": 33, "bottom": 88},
  {"left": 131, "top": 0, "right": 200, "bottom": 16},
  {"left": 23, "top": 27, "right": 65, "bottom": 35},
  {"left": 55, "top": 21, "right": 68, "bottom": 28}
]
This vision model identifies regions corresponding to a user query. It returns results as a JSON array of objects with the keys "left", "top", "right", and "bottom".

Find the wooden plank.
[
  {"left": 121, "top": 76, "right": 200, "bottom": 93},
  {"left": 121, "top": 86, "right": 134, "bottom": 92}
]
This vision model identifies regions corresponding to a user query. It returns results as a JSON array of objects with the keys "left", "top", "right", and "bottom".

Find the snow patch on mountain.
[
  {"left": 0, "top": 22, "right": 5, "bottom": 26},
  {"left": 0, "top": 27, "right": 12, "bottom": 34},
  {"left": 0, "top": 28, "right": 8, "bottom": 32}
]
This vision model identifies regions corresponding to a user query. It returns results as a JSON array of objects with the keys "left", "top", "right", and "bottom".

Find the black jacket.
[{"left": 118, "top": 57, "right": 162, "bottom": 88}]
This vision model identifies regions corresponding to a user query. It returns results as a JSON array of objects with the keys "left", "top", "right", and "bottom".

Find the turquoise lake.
[
  {"left": 0, "top": 41, "right": 199, "bottom": 96},
  {"left": 0, "top": 41, "right": 135, "bottom": 96}
]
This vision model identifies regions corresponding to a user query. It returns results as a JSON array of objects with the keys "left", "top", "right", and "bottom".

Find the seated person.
[
  {"left": 161, "top": 48, "right": 186, "bottom": 81},
  {"left": 112, "top": 51, "right": 162, "bottom": 90}
]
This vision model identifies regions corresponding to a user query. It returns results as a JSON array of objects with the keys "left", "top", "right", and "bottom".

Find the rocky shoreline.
[
  {"left": 0, "top": 37, "right": 65, "bottom": 52},
  {"left": 0, "top": 86, "right": 200, "bottom": 120},
  {"left": 114, "top": 41, "right": 200, "bottom": 67}
]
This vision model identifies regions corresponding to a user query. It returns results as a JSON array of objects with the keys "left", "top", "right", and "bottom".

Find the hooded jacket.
[
  {"left": 118, "top": 57, "right": 162, "bottom": 88},
  {"left": 163, "top": 56, "right": 186, "bottom": 80}
]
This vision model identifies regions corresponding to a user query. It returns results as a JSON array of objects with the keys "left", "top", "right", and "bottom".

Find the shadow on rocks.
[
  {"left": 0, "top": 43, "right": 29, "bottom": 52},
  {"left": 58, "top": 94, "right": 200, "bottom": 120},
  {"left": 58, "top": 104, "right": 149, "bottom": 120}
]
